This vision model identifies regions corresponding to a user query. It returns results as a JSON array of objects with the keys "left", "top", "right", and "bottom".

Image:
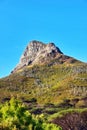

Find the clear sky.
[{"left": 0, "top": 0, "right": 87, "bottom": 78}]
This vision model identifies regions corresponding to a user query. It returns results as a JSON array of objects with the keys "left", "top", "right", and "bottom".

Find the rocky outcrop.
[
  {"left": 12, "top": 40, "right": 78, "bottom": 73},
  {"left": 19, "top": 40, "right": 46, "bottom": 66}
]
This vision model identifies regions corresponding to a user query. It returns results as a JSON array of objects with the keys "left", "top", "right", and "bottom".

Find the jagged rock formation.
[{"left": 13, "top": 40, "right": 78, "bottom": 73}]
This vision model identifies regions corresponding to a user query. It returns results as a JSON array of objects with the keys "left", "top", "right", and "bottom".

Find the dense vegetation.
[
  {"left": 0, "top": 98, "right": 61, "bottom": 130},
  {"left": 0, "top": 98, "right": 87, "bottom": 130}
]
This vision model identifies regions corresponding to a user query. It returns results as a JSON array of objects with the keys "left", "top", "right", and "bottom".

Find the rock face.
[
  {"left": 20, "top": 40, "right": 46, "bottom": 66},
  {"left": 12, "top": 40, "right": 77, "bottom": 73}
]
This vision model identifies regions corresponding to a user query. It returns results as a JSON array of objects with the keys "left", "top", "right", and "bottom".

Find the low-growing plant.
[{"left": 0, "top": 98, "right": 62, "bottom": 130}]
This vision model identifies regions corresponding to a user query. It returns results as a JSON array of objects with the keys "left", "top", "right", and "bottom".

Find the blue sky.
[{"left": 0, "top": 0, "right": 87, "bottom": 78}]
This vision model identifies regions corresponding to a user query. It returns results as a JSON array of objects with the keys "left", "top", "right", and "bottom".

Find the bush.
[
  {"left": 0, "top": 98, "right": 62, "bottom": 130},
  {"left": 52, "top": 110, "right": 87, "bottom": 130}
]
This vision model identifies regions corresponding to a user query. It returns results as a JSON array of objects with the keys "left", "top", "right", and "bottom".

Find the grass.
[
  {"left": 48, "top": 108, "right": 87, "bottom": 121},
  {"left": 0, "top": 61, "right": 87, "bottom": 105}
]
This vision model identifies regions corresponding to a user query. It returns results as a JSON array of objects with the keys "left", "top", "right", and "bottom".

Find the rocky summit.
[{"left": 13, "top": 40, "right": 78, "bottom": 73}]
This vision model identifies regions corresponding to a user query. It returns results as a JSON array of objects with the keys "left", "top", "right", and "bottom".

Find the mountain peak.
[{"left": 12, "top": 40, "right": 78, "bottom": 73}]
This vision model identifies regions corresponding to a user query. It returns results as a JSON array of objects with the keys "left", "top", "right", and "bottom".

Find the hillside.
[
  {"left": 0, "top": 40, "right": 87, "bottom": 129},
  {"left": 0, "top": 40, "right": 87, "bottom": 108}
]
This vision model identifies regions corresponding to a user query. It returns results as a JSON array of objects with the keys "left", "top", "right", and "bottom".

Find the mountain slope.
[{"left": 0, "top": 40, "right": 87, "bottom": 107}]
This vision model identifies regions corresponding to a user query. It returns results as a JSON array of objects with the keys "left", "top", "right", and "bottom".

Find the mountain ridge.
[
  {"left": 0, "top": 40, "right": 87, "bottom": 107},
  {"left": 0, "top": 40, "right": 87, "bottom": 130},
  {"left": 12, "top": 40, "right": 81, "bottom": 73}
]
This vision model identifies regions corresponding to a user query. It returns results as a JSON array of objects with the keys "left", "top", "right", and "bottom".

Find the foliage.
[{"left": 0, "top": 98, "right": 62, "bottom": 130}]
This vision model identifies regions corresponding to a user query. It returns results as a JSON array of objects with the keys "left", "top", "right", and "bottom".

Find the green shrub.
[{"left": 0, "top": 98, "right": 62, "bottom": 130}]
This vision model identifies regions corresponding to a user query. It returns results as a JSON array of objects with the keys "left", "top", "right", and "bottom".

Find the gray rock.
[
  {"left": 13, "top": 40, "right": 63, "bottom": 72},
  {"left": 13, "top": 40, "right": 81, "bottom": 73}
]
